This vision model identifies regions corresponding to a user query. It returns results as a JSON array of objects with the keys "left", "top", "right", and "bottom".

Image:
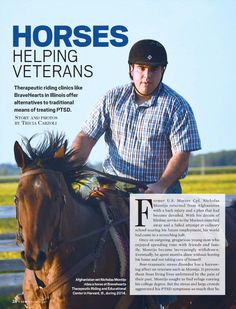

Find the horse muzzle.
[{"left": 21, "top": 250, "right": 47, "bottom": 270}]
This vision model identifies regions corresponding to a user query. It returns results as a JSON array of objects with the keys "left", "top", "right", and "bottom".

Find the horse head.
[{"left": 14, "top": 137, "right": 68, "bottom": 270}]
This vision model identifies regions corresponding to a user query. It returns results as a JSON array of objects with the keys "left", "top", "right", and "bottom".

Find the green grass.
[
  {"left": 0, "top": 218, "right": 17, "bottom": 234},
  {"left": 0, "top": 252, "right": 21, "bottom": 259},
  {"left": 181, "top": 173, "right": 236, "bottom": 194},
  {"left": 0, "top": 183, "right": 17, "bottom": 205}
]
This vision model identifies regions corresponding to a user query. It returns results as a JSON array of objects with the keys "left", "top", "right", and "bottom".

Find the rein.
[
  {"left": 83, "top": 166, "right": 148, "bottom": 189},
  {"left": 57, "top": 216, "right": 128, "bottom": 247}
]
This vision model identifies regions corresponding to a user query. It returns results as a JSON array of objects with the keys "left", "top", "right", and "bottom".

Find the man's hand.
[
  {"left": 139, "top": 182, "right": 166, "bottom": 193},
  {"left": 145, "top": 182, "right": 167, "bottom": 193}
]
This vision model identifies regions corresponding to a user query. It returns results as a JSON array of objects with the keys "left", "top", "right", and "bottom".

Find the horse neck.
[
  {"left": 59, "top": 181, "right": 104, "bottom": 243},
  {"left": 38, "top": 187, "right": 104, "bottom": 276}
]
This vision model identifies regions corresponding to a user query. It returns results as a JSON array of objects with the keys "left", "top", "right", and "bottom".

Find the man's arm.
[
  {"left": 144, "top": 151, "right": 190, "bottom": 193},
  {"left": 70, "top": 131, "right": 97, "bottom": 165}
]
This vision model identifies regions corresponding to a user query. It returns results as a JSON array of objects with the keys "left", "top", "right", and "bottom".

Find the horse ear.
[
  {"left": 54, "top": 140, "right": 67, "bottom": 159},
  {"left": 54, "top": 140, "right": 68, "bottom": 159},
  {"left": 14, "top": 141, "right": 31, "bottom": 169}
]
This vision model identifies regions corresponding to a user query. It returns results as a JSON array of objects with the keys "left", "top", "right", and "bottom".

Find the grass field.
[
  {"left": 0, "top": 218, "right": 17, "bottom": 234},
  {"left": 181, "top": 173, "right": 236, "bottom": 194},
  {"left": 0, "top": 183, "right": 17, "bottom": 205}
]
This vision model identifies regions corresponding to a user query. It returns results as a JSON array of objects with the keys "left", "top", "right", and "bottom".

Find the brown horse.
[{"left": 14, "top": 133, "right": 143, "bottom": 309}]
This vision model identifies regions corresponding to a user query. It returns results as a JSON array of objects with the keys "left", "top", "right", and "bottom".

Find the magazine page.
[{"left": 0, "top": 1, "right": 236, "bottom": 308}]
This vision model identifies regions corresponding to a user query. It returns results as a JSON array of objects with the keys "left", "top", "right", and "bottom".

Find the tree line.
[{"left": 190, "top": 150, "right": 236, "bottom": 168}]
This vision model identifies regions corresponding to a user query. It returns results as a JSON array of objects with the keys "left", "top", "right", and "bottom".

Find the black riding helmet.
[{"left": 128, "top": 39, "right": 168, "bottom": 67}]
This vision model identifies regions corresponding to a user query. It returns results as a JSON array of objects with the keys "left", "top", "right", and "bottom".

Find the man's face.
[{"left": 130, "top": 64, "right": 164, "bottom": 96}]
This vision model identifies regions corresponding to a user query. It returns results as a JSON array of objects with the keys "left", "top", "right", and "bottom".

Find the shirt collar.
[{"left": 131, "top": 82, "right": 163, "bottom": 108}]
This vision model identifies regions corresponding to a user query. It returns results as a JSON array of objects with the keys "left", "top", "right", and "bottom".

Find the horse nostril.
[
  {"left": 21, "top": 250, "right": 46, "bottom": 270},
  {"left": 37, "top": 251, "right": 46, "bottom": 265},
  {"left": 21, "top": 251, "right": 26, "bottom": 261}
]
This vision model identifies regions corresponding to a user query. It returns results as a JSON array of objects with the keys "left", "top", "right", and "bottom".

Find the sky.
[{"left": 0, "top": 0, "right": 236, "bottom": 164}]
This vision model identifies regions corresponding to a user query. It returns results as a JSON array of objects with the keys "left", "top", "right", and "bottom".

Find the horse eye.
[{"left": 14, "top": 195, "right": 19, "bottom": 205}]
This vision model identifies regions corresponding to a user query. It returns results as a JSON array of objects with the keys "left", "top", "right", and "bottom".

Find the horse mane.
[
  {"left": 20, "top": 131, "right": 146, "bottom": 193},
  {"left": 21, "top": 132, "right": 93, "bottom": 187}
]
